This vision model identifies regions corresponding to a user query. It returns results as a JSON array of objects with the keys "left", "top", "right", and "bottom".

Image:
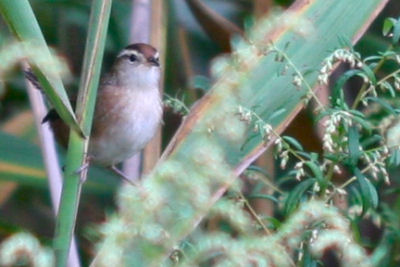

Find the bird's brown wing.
[{"left": 42, "top": 100, "right": 77, "bottom": 148}]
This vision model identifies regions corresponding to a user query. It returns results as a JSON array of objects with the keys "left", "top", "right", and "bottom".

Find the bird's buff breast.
[{"left": 89, "top": 86, "right": 162, "bottom": 166}]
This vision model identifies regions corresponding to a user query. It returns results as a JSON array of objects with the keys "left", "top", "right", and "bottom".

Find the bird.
[{"left": 38, "top": 43, "right": 162, "bottom": 183}]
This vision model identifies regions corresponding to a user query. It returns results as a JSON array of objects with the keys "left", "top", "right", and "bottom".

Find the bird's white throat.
[{"left": 117, "top": 64, "right": 160, "bottom": 89}]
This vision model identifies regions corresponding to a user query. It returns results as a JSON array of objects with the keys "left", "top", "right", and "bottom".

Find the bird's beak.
[{"left": 148, "top": 57, "right": 160, "bottom": 67}]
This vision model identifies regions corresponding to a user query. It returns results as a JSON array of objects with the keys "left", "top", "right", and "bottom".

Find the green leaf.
[
  {"left": 392, "top": 17, "right": 400, "bottom": 43},
  {"left": 296, "top": 152, "right": 312, "bottom": 160},
  {"left": 303, "top": 161, "right": 325, "bottom": 186},
  {"left": 380, "top": 81, "right": 396, "bottom": 97},
  {"left": 348, "top": 126, "right": 361, "bottom": 166},
  {"left": 382, "top": 17, "right": 396, "bottom": 36},
  {"left": 361, "top": 64, "right": 377, "bottom": 85},
  {"left": 268, "top": 108, "right": 287, "bottom": 122},
  {"left": 282, "top": 136, "right": 304, "bottom": 151},
  {"left": 284, "top": 178, "right": 316, "bottom": 215},
  {"left": 348, "top": 109, "right": 366, "bottom": 118},
  {"left": 351, "top": 115, "right": 373, "bottom": 132},
  {"left": 247, "top": 193, "right": 279, "bottom": 203},
  {"left": 354, "top": 167, "right": 379, "bottom": 214},
  {"left": 365, "top": 97, "right": 398, "bottom": 115},
  {"left": 310, "top": 153, "right": 319, "bottom": 162},
  {"left": 349, "top": 185, "right": 363, "bottom": 207},
  {"left": 332, "top": 69, "right": 366, "bottom": 106},
  {"left": 360, "top": 134, "right": 382, "bottom": 148},
  {"left": 388, "top": 148, "right": 400, "bottom": 167},
  {"left": 364, "top": 55, "right": 383, "bottom": 62},
  {"left": 246, "top": 165, "right": 272, "bottom": 178}
]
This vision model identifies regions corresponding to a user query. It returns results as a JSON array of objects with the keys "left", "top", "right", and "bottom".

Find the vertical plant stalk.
[
  {"left": 142, "top": 0, "right": 167, "bottom": 174},
  {"left": 25, "top": 64, "right": 81, "bottom": 267},
  {"left": 122, "top": 0, "right": 152, "bottom": 181},
  {"left": 53, "top": 1, "right": 112, "bottom": 267}
]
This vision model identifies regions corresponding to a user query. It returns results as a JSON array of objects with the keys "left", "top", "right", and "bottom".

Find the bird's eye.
[{"left": 129, "top": 54, "right": 137, "bottom": 62}]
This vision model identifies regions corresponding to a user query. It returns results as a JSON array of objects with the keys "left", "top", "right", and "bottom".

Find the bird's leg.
[
  {"left": 74, "top": 155, "right": 92, "bottom": 183},
  {"left": 109, "top": 165, "right": 138, "bottom": 186}
]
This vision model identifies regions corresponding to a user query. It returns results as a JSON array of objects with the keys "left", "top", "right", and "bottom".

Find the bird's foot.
[
  {"left": 74, "top": 155, "right": 92, "bottom": 183},
  {"left": 74, "top": 162, "right": 89, "bottom": 174},
  {"left": 109, "top": 165, "right": 138, "bottom": 186}
]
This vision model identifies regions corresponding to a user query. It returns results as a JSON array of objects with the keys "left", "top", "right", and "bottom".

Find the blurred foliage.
[{"left": 0, "top": 0, "right": 400, "bottom": 266}]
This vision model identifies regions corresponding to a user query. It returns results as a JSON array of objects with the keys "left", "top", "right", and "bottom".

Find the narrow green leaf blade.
[
  {"left": 348, "top": 126, "right": 361, "bottom": 165},
  {"left": 282, "top": 136, "right": 304, "bottom": 151},
  {"left": 284, "top": 178, "right": 316, "bottom": 215},
  {"left": 354, "top": 167, "right": 379, "bottom": 214},
  {"left": 365, "top": 97, "right": 397, "bottom": 115},
  {"left": 248, "top": 194, "right": 279, "bottom": 203},
  {"left": 382, "top": 17, "right": 396, "bottom": 36},
  {"left": 392, "top": 17, "right": 400, "bottom": 43},
  {"left": 332, "top": 69, "right": 365, "bottom": 106},
  {"left": 303, "top": 161, "right": 325, "bottom": 187}
]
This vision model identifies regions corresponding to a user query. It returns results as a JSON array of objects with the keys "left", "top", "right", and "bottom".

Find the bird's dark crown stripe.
[{"left": 124, "top": 43, "right": 158, "bottom": 59}]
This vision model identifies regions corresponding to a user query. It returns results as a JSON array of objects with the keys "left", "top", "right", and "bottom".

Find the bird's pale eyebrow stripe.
[
  {"left": 154, "top": 52, "right": 159, "bottom": 59},
  {"left": 118, "top": 50, "right": 140, "bottom": 58}
]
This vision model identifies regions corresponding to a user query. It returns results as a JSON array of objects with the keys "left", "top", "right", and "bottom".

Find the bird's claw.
[{"left": 109, "top": 165, "right": 138, "bottom": 186}]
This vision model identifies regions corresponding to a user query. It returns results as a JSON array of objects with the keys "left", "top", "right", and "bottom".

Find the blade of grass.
[
  {"left": 53, "top": 1, "right": 112, "bottom": 266},
  {"left": 0, "top": 0, "right": 82, "bottom": 135}
]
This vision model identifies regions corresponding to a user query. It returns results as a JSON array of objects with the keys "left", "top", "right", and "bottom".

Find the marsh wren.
[{"left": 42, "top": 43, "right": 162, "bottom": 181}]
